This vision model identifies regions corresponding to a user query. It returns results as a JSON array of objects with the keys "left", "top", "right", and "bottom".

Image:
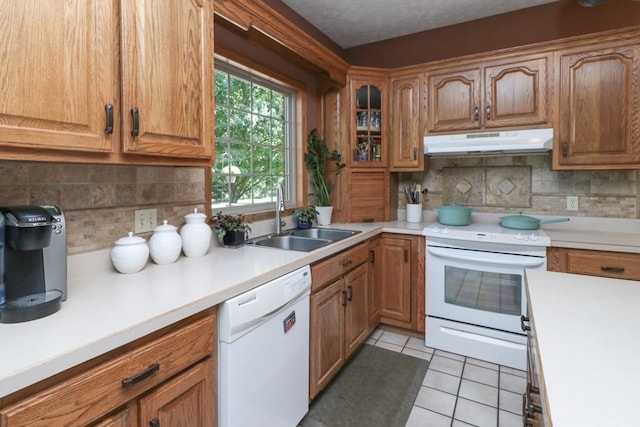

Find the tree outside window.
[{"left": 213, "top": 63, "right": 294, "bottom": 211}]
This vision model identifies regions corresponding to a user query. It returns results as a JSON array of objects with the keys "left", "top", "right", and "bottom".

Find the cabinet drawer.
[
  {"left": 566, "top": 251, "right": 640, "bottom": 280},
  {"left": 311, "top": 242, "right": 370, "bottom": 292},
  {"left": 0, "top": 315, "right": 215, "bottom": 427}
]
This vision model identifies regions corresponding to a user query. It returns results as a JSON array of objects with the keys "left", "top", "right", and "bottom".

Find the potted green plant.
[
  {"left": 210, "top": 211, "right": 251, "bottom": 247},
  {"left": 304, "top": 128, "right": 346, "bottom": 225},
  {"left": 292, "top": 206, "right": 318, "bottom": 229}
]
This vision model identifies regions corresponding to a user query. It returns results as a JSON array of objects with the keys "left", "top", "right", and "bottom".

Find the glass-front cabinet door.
[{"left": 351, "top": 77, "right": 388, "bottom": 168}]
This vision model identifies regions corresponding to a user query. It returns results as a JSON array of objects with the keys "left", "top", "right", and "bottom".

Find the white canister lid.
[
  {"left": 184, "top": 208, "right": 207, "bottom": 222},
  {"left": 154, "top": 219, "right": 177, "bottom": 231},
  {"left": 115, "top": 231, "right": 146, "bottom": 245}
]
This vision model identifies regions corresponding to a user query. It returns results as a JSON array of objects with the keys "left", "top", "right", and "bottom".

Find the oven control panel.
[{"left": 424, "top": 224, "right": 551, "bottom": 247}]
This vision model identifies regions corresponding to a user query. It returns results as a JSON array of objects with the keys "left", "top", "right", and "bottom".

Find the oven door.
[{"left": 426, "top": 245, "right": 546, "bottom": 334}]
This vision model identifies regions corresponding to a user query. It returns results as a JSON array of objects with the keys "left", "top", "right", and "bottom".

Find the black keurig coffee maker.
[{"left": 0, "top": 206, "right": 67, "bottom": 323}]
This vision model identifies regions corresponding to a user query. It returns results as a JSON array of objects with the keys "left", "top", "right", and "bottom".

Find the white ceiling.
[{"left": 281, "top": 0, "right": 561, "bottom": 48}]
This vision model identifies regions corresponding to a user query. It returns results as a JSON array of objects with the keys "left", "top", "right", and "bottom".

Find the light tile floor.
[{"left": 365, "top": 328, "right": 526, "bottom": 427}]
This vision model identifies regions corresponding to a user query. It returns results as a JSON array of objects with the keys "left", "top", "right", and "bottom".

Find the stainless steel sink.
[
  {"left": 245, "top": 228, "right": 360, "bottom": 251},
  {"left": 289, "top": 228, "right": 359, "bottom": 242},
  {"left": 246, "top": 235, "right": 332, "bottom": 251}
]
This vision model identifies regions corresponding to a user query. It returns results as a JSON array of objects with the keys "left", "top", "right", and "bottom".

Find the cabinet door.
[
  {"left": 0, "top": 1, "right": 117, "bottom": 153},
  {"left": 379, "top": 236, "right": 412, "bottom": 325},
  {"left": 555, "top": 42, "right": 640, "bottom": 169},
  {"left": 309, "top": 279, "right": 345, "bottom": 399},
  {"left": 138, "top": 357, "right": 215, "bottom": 427},
  {"left": 484, "top": 56, "right": 548, "bottom": 128},
  {"left": 121, "top": 0, "right": 213, "bottom": 159},
  {"left": 426, "top": 68, "right": 481, "bottom": 132},
  {"left": 349, "top": 171, "right": 390, "bottom": 222},
  {"left": 367, "top": 238, "right": 381, "bottom": 329},
  {"left": 390, "top": 75, "right": 423, "bottom": 171},
  {"left": 344, "top": 262, "right": 370, "bottom": 358},
  {"left": 350, "top": 77, "right": 388, "bottom": 168}
]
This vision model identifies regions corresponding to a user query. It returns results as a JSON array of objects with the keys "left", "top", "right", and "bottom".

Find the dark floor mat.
[{"left": 301, "top": 344, "right": 429, "bottom": 427}]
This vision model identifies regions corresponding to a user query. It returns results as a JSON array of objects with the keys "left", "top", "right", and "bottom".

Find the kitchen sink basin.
[
  {"left": 246, "top": 235, "right": 332, "bottom": 252},
  {"left": 289, "top": 228, "right": 360, "bottom": 242},
  {"left": 245, "top": 228, "right": 361, "bottom": 251}
]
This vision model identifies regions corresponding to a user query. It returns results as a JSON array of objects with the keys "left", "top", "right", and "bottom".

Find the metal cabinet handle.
[
  {"left": 149, "top": 419, "right": 160, "bottom": 427},
  {"left": 369, "top": 249, "right": 375, "bottom": 263},
  {"left": 342, "top": 290, "right": 348, "bottom": 307},
  {"left": 562, "top": 142, "right": 568, "bottom": 157},
  {"left": 104, "top": 103, "right": 114, "bottom": 134},
  {"left": 486, "top": 104, "right": 491, "bottom": 120},
  {"left": 522, "top": 393, "right": 531, "bottom": 426},
  {"left": 121, "top": 363, "right": 159, "bottom": 389},
  {"left": 347, "top": 285, "right": 353, "bottom": 301},
  {"left": 520, "top": 315, "right": 531, "bottom": 332},
  {"left": 601, "top": 265, "right": 625, "bottom": 273},
  {"left": 130, "top": 107, "right": 139, "bottom": 137},
  {"left": 413, "top": 147, "right": 417, "bottom": 161},
  {"left": 522, "top": 391, "right": 543, "bottom": 424},
  {"left": 404, "top": 248, "right": 409, "bottom": 263},
  {"left": 474, "top": 106, "right": 479, "bottom": 121},
  {"left": 342, "top": 260, "right": 352, "bottom": 268}
]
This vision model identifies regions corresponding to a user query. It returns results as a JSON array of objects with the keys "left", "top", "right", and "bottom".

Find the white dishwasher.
[{"left": 218, "top": 265, "right": 311, "bottom": 427}]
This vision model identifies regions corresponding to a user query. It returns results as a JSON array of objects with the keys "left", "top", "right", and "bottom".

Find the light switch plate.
[{"left": 135, "top": 208, "right": 157, "bottom": 233}]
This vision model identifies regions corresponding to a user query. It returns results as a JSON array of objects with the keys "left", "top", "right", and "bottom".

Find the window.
[{"left": 213, "top": 61, "right": 295, "bottom": 213}]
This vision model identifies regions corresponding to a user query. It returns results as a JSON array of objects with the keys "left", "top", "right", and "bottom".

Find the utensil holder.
[{"left": 406, "top": 204, "right": 423, "bottom": 223}]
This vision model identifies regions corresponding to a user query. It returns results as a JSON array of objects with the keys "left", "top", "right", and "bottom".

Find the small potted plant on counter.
[
  {"left": 292, "top": 206, "right": 318, "bottom": 229},
  {"left": 210, "top": 211, "right": 251, "bottom": 247}
]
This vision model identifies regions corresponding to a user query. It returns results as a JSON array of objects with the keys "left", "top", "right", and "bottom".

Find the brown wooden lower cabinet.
[
  {"left": 377, "top": 233, "right": 425, "bottom": 332},
  {"left": 309, "top": 242, "right": 373, "bottom": 399},
  {"left": 547, "top": 247, "right": 640, "bottom": 280},
  {"left": 309, "top": 234, "right": 425, "bottom": 399},
  {"left": 0, "top": 310, "right": 217, "bottom": 427}
]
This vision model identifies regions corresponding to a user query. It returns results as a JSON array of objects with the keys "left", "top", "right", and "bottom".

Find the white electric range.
[{"left": 423, "top": 220, "right": 550, "bottom": 370}]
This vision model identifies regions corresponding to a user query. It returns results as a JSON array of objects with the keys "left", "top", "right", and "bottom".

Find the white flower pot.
[{"left": 315, "top": 206, "right": 334, "bottom": 226}]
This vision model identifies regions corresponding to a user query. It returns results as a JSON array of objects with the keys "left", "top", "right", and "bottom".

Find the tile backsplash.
[
  {"left": 0, "top": 161, "right": 206, "bottom": 253},
  {"left": 3, "top": 154, "right": 637, "bottom": 253},
  {"left": 400, "top": 154, "right": 639, "bottom": 219}
]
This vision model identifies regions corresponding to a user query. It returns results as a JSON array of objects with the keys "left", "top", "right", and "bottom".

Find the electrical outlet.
[
  {"left": 134, "top": 208, "right": 157, "bottom": 233},
  {"left": 566, "top": 196, "right": 579, "bottom": 211}
]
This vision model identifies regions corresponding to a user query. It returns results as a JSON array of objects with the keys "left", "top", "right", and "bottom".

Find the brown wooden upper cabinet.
[
  {"left": 350, "top": 71, "right": 389, "bottom": 169},
  {"left": 425, "top": 55, "right": 549, "bottom": 133},
  {"left": 0, "top": 0, "right": 213, "bottom": 163},
  {"left": 390, "top": 74, "right": 423, "bottom": 171},
  {"left": 554, "top": 40, "right": 640, "bottom": 170}
]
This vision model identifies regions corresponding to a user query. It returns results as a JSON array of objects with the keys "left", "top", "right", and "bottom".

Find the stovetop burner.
[{"left": 424, "top": 222, "right": 551, "bottom": 247}]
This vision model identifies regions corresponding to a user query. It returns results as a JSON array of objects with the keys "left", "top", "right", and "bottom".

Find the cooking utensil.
[
  {"left": 434, "top": 202, "right": 476, "bottom": 226},
  {"left": 500, "top": 213, "right": 569, "bottom": 230}
]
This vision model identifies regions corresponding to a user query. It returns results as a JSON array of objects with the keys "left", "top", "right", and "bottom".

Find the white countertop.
[
  {"left": 2, "top": 213, "right": 640, "bottom": 400},
  {"left": 525, "top": 269, "right": 640, "bottom": 426},
  {"left": 0, "top": 221, "right": 427, "bottom": 398}
]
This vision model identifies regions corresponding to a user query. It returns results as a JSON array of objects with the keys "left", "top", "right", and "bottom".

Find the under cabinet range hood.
[{"left": 423, "top": 128, "right": 553, "bottom": 156}]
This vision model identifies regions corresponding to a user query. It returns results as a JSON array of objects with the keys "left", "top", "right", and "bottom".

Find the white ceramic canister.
[
  {"left": 111, "top": 232, "right": 149, "bottom": 274},
  {"left": 148, "top": 220, "right": 182, "bottom": 264},
  {"left": 180, "top": 208, "right": 212, "bottom": 257}
]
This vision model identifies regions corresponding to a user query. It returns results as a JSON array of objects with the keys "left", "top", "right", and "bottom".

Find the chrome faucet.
[{"left": 275, "top": 182, "right": 286, "bottom": 234}]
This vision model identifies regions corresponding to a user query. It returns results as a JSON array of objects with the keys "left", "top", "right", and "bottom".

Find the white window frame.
[{"left": 212, "top": 59, "right": 296, "bottom": 214}]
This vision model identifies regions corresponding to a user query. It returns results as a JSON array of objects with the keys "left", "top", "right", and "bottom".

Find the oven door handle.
[{"left": 427, "top": 246, "right": 546, "bottom": 268}]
